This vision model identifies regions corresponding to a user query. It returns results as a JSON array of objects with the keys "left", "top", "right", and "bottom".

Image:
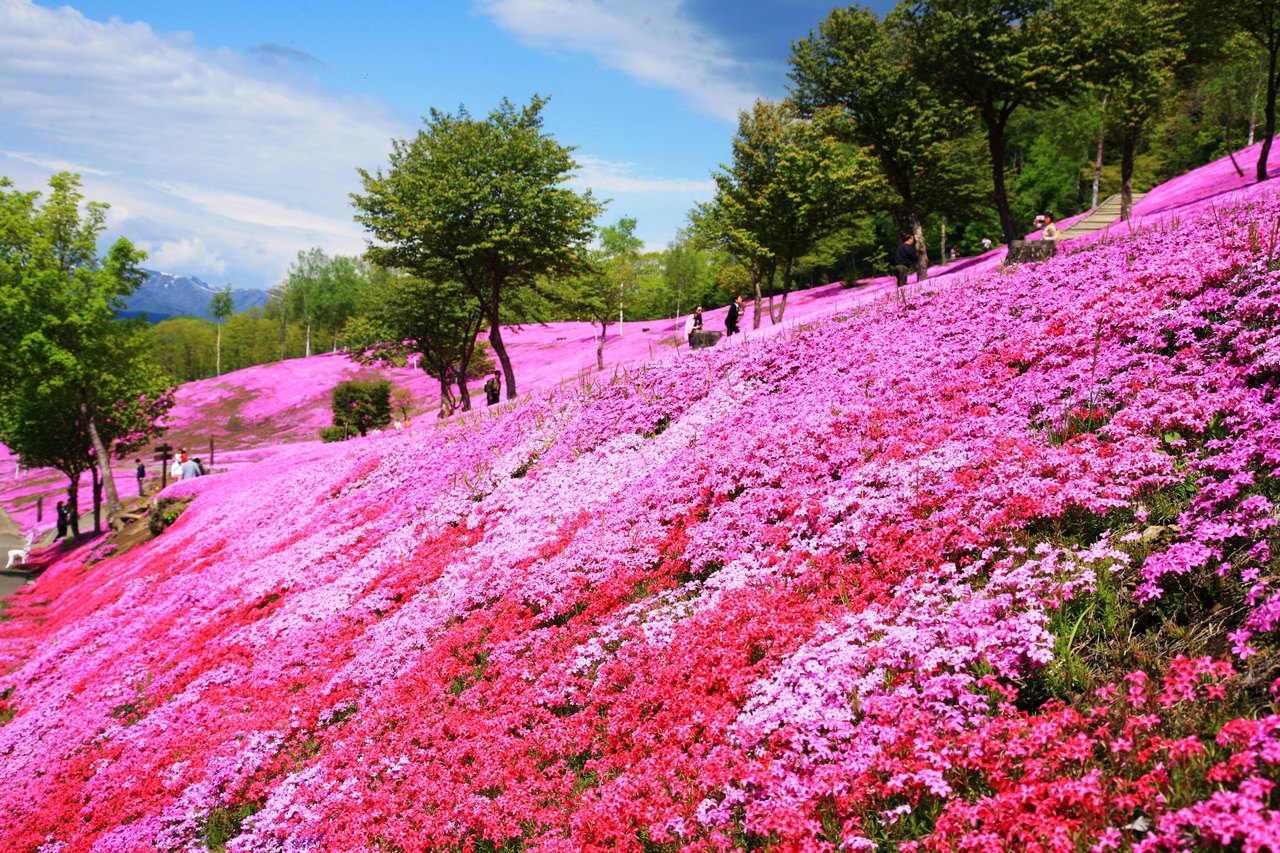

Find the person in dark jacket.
[
  {"left": 484, "top": 370, "right": 502, "bottom": 406},
  {"left": 891, "top": 234, "right": 918, "bottom": 304},
  {"left": 726, "top": 295, "right": 743, "bottom": 336}
]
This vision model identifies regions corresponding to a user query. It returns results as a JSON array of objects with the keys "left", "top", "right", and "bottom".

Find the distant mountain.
[{"left": 121, "top": 271, "right": 271, "bottom": 323}]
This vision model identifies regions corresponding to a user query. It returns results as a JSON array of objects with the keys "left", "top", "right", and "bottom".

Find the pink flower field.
[{"left": 4, "top": 147, "right": 1280, "bottom": 850}]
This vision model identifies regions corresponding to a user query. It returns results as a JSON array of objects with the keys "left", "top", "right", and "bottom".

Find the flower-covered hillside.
[{"left": 4, "top": 189, "right": 1280, "bottom": 850}]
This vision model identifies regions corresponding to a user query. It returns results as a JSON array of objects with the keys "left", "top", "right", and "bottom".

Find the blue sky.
[{"left": 1, "top": 0, "right": 892, "bottom": 290}]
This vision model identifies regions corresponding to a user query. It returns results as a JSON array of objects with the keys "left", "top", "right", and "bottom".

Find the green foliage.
[
  {"left": 790, "top": 5, "right": 981, "bottom": 268},
  {"left": 200, "top": 801, "right": 261, "bottom": 851},
  {"left": 282, "top": 249, "right": 370, "bottom": 357},
  {"left": 694, "top": 100, "right": 872, "bottom": 324},
  {"left": 903, "top": 0, "right": 1077, "bottom": 242},
  {"left": 210, "top": 284, "right": 235, "bottom": 324},
  {"left": 353, "top": 95, "right": 604, "bottom": 399},
  {"left": 331, "top": 379, "right": 392, "bottom": 437},
  {"left": 1069, "top": 0, "right": 1191, "bottom": 217},
  {"left": 342, "top": 270, "right": 490, "bottom": 412},
  {"left": 319, "top": 426, "right": 348, "bottom": 443},
  {"left": 0, "top": 172, "right": 173, "bottom": 524}
]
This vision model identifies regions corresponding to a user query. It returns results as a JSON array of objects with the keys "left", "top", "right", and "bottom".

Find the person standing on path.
[
  {"left": 135, "top": 459, "right": 146, "bottom": 496},
  {"left": 55, "top": 501, "right": 69, "bottom": 540},
  {"left": 726, "top": 296, "right": 743, "bottom": 336},
  {"left": 891, "top": 234, "right": 918, "bottom": 305}
]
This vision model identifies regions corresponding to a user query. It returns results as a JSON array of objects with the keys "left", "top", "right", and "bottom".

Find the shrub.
[{"left": 330, "top": 379, "right": 391, "bottom": 437}]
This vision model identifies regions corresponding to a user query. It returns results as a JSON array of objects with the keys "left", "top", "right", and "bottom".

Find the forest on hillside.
[{"left": 139, "top": 0, "right": 1280, "bottom": 387}]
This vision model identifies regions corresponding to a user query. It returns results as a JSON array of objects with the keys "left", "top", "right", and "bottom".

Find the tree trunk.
[
  {"left": 455, "top": 374, "right": 472, "bottom": 411},
  {"left": 305, "top": 321, "right": 312, "bottom": 358},
  {"left": 453, "top": 313, "right": 484, "bottom": 412},
  {"left": 1250, "top": 72, "right": 1262, "bottom": 146},
  {"left": 752, "top": 272, "right": 765, "bottom": 330},
  {"left": 82, "top": 403, "right": 124, "bottom": 528},
  {"left": 483, "top": 274, "right": 517, "bottom": 400},
  {"left": 982, "top": 101, "right": 1017, "bottom": 244},
  {"left": 216, "top": 322, "right": 222, "bottom": 376},
  {"left": 939, "top": 214, "right": 948, "bottom": 267},
  {"left": 1258, "top": 33, "right": 1279, "bottom": 182},
  {"left": 911, "top": 212, "right": 929, "bottom": 282},
  {"left": 66, "top": 478, "right": 81, "bottom": 539},
  {"left": 91, "top": 464, "right": 102, "bottom": 534},
  {"left": 1120, "top": 128, "right": 1137, "bottom": 221},
  {"left": 772, "top": 258, "right": 793, "bottom": 324},
  {"left": 596, "top": 321, "right": 607, "bottom": 371},
  {"left": 1092, "top": 93, "right": 1108, "bottom": 209},
  {"left": 438, "top": 374, "right": 454, "bottom": 418}
]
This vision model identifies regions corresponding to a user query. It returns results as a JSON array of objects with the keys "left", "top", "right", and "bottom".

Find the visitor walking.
[
  {"left": 484, "top": 370, "right": 502, "bottom": 406},
  {"left": 180, "top": 457, "right": 202, "bottom": 480},
  {"left": 135, "top": 459, "right": 146, "bottom": 496},
  {"left": 981, "top": 236, "right": 993, "bottom": 251},
  {"left": 55, "top": 501, "right": 69, "bottom": 540},
  {"left": 726, "top": 296, "right": 743, "bottom": 336},
  {"left": 891, "top": 234, "right": 918, "bottom": 304}
]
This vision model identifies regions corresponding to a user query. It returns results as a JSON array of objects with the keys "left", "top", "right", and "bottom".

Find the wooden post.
[{"left": 154, "top": 443, "right": 174, "bottom": 490}]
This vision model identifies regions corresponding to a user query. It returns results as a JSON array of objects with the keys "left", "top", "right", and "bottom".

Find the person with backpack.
[{"left": 484, "top": 370, "right": 502, "bottom": 406}]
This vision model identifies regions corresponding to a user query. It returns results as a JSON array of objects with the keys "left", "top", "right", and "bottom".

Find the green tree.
[
  {"left": 695, "top": 100, "right": 865, "bottom": 327},
  {"left": 601, "top": 216, "right": 643, "bottom": 329},
  {"left": 353, "top": 95, "right": 603, "bottom": 400},
  {"left": 147, "top": 317, "right": 216, "bottom": 383},
  {"left": 663, "top": 232, "right": 716, "bottom": 321},
  {"left": 1241, "top": 0, "right": 1280, "bottom": 180},
  {"left": 789, "top": 5, "right": 972, "bottom": 278},
  {"left": 904, "top": 0, "right": 1074, "bottom": 244},
  {"left": 283, "top": 249, "right": 366, "bottom": 357},
  {"left": 330, "top": 379, "right": 391, "bottom": 438},
  {"left": 0, "top": 173, "right": 172, "bottom": 528},
  {"left": 564, "top": 219, "right": 645, "bottom": 371},
  {"left": 342, "top": 271, "right": 489, "bottom": 415},
  {"left": 210, "top": 283, "right": 235, "bottom": 376},
  {"left": 1068, "top": 0, "right": 1189, "bottom": 218}
]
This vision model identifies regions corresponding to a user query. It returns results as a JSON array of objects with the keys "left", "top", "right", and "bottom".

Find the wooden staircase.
[{"left": 1060, "top": 192, "right": 1146, "bottom": 239}]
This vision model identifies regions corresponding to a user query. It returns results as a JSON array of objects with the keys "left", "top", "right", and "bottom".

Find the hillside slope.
[{"left": 3, "top": 160, "right": 1280, "bottom": 849}]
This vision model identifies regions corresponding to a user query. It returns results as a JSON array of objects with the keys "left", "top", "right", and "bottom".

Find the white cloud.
[
  {"left": 573, "top": 155, "right": 713, "bottom": 195},
  {"left": 1, "top": 150, "right": 111, "bottom": 176},
  {"left": 476, "top": 0, "right": 762, "bottom": 122},
  {"left": 0, "top": 0, "right": 405, "bottom": 287},
  {"left": 143, "top": 237, "right": 228, "bottom": 277},
  {"left": 153, "top": 182, "right": 362, "bottom": 240}
]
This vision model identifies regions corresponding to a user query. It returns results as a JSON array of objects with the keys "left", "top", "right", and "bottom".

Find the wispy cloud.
[
  {"left": 573, "top": 156, "right": 713, "bottom": 195},
  {"left": 476, "top": 0, "right": 766, "bottom": 123},
  {"left": 248, "top": 42, "right": 327, "bottom": 69},
  {"left": 0, "top": 0, "right": 402, "bottom": 286},
  {"left": 2, "top": 150, "right": 111, "bottom": 176}
]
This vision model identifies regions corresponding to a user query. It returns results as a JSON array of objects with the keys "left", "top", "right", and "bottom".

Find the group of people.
[
  {"left": 169, "top": 449, "right": 205, "bottom": 481},
  {"left": 684, "top": 295, "right": 747, "bottom": 344}
]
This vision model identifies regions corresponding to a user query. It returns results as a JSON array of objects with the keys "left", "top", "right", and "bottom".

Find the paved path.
[{"left": 1060, "top": 192, "right": 1148, "bottom": 239}]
